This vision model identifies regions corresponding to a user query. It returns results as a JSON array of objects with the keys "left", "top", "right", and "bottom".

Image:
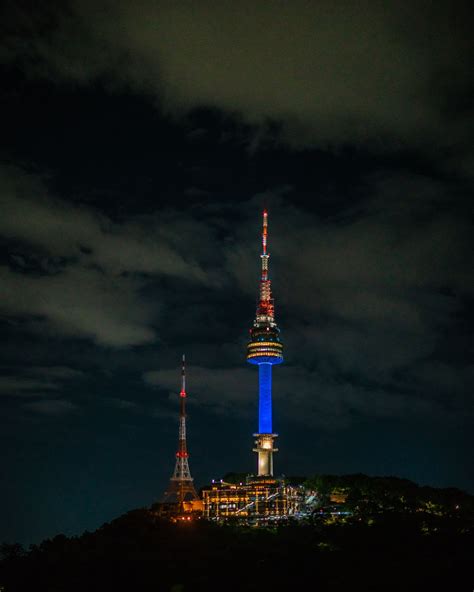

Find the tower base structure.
[
  {"left": 154, "top": 478, "right": 203, "bottom": 519},
  {"left": 162, "top": 477, "right": 199, "bottom": 506},
  {"left": 253, "top": 433, "right": 278, "bottom": 477}
]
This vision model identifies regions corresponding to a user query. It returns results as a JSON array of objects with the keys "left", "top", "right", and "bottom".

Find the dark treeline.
[
  {"left": 304, "top": 473, "right": 474, "bottom": 516},
  {"left": 223, "top": 471, "right": 474, "bottom": 519},
  {"left": 1, "top": 474, "right": 473, "bottom": 591}
]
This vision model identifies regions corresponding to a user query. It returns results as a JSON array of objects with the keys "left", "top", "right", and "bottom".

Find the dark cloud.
[
  {"left": 22, "top": 399, "right": 78, "bottom": 416},
  {"left": 100, "top": 397, "right": 140, "bottom": 411},
  {"left": 0, "top": 376, "right": 58, "bottom": 396},
  {"left": 0, "top": 166, "right": 211, "bottom": 281},
  {"left": 26, "top": 366, "right": 85, "bottom": 380},
  {"left": 0, "top": 366, "right": 83, "bottom": 397},
  {"left": 0, "top": 165, "right": 220, "bottom": 347},
  {"left": 2, "top": 1, "right": 473, "bottom": 172},
  {"left": 0, "top": 264, "right": 158, "bottom": 347}
]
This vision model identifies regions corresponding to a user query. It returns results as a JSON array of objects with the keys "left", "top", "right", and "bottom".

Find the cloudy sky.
[{"left": 1, "top": 0, "right": 473, "bottom": 544}]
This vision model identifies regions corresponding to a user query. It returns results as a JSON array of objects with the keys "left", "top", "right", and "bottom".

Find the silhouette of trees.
[{"left": 1, "top": 478, "right": 472, "bottom": 591}]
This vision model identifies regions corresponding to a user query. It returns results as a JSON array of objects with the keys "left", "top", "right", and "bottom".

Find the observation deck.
[{"left": 247, "top": 323, "right": 283, "bottom": 365}]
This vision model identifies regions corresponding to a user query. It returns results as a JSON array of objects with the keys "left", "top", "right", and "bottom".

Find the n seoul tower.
[{"left": 247, "top": 210, "right": 283, "bottom": 477}]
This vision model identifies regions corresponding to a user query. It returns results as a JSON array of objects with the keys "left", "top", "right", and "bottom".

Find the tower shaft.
[{"left": 258, "top": 363, "right": 273, "bottom": 434}]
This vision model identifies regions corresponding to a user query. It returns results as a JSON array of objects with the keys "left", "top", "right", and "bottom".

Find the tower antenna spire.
[
  {"left": 262, "top": 208, "right": 268, "bottom": 256},
  {"left": 257, "top": 209, "right": 274, "bottom": 320},
  {"left": 181, "top": 353, "right": 186, "bottom": 397}
]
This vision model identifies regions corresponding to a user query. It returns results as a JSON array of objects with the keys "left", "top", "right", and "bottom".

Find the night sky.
[{"left": 1, "top": 1, "right": 473, "bottom": 545}]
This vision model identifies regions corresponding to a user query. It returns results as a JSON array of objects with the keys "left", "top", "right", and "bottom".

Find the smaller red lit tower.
[{"left": 162, "top": 355, "right": 199, "bottom": 506}]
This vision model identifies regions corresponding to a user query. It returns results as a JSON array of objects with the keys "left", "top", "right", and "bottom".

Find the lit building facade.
[{"left": 202, "top": 479, "right": 302, "bottom": 520}]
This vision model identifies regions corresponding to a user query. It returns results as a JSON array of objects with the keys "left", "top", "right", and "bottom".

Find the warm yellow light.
[{"left": 247, "top": 352, "right": 282, "bottom": 359}]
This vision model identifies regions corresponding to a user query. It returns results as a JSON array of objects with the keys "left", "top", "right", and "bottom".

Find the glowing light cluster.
[
  {"left": 248, "top": 346, "right": 282, "bottom": 354},
  {"left": 247, "top": 351, "right": 283, "bottom": 361}
]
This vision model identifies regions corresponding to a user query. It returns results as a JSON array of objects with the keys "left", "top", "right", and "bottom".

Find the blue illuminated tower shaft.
[
  {"left": 259, "top": 363, "right": 273, "bottom": 434},
  {"left": 247, "top": 210, "right": 283, "bottom": 477}
]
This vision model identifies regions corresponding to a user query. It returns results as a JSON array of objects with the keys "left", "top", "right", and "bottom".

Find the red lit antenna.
[
  {"left": 258, "top": 209, "right": 274, "bottom": 319},
  {"left": 180, "top": 354, "right": 186, "bottom": 397},
  {"left": 262, "top": 209, "right": 268, "bottom": 256}
]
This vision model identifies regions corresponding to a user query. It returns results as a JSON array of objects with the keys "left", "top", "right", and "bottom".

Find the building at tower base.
[{"left": 202, "top": 477, "right": 303, "bottom": 521}]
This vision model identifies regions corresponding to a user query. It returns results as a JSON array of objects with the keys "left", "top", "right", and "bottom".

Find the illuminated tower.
[
  {"left": 247, "top": 210, "right": 283, "bottom": 477},
  {"left": 162, "top": 355, "right": 199, "bottom": 507}
]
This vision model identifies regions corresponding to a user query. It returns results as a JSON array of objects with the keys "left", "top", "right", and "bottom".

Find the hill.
[{"left": 1, "top": 474, "right": 473, "bottom": 592}]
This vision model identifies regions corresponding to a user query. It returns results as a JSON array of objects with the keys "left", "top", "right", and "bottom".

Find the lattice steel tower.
[
  {"left": 162, "top": 355, "right": 199, "bottom": 505},
  {"left": 247, "top": 210, "right": 284, "bottom": 476}
]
